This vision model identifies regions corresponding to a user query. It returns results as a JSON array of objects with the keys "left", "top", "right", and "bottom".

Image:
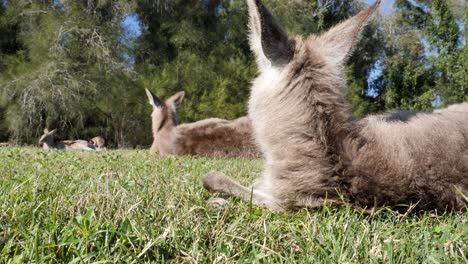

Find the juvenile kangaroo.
[
  {"left": 89, "top": 136, "right": 107, "bottom": 150},
  {"left": 202, "top": 0, "right": 468, "bottom": 211},
  {"left": 145, "top": 88, "right": 259, "bottom": 158},
  {"left": 39, "top": 129, "right": 96, "bottom": 151}
]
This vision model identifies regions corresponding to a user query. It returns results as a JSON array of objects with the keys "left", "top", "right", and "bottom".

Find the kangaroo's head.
[
  {"left": 247, "top": 0, "right": 380, "bottom": 93},
  {"left": 39, "top": 128, "right": 57, "bottom": 146},
  {"left": 90, "top": 136, "right": 107, "bottom": 148},
  {"left": 145, "top": 88, "right": 185, "bottom": 134}
]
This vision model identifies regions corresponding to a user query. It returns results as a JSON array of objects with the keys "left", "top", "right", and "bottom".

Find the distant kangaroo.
[
  {"left": 145, "top": 88, "right": 259, "bottom": 158},
  {"left": 39, "top": 129, "right": 96, "bottom": 151},
  {"left": 89, "top": 136, "right": 107, "bottom": 150},
  {"left": 202, "top": 0, "right": 468, "bottom": 211}
]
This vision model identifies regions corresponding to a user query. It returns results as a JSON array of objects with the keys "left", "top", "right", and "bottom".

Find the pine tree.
[
  {"left": 2, "top": 0, "right": 463, "bottom": 145},
  {"left": 134, "top": 0, "right": 383, "bottom": 122},
  {"left": 379, "top": 10, "right": 436, "bottom": 110},
  {"left": 0, "top": 0, "right": 145, "bottom": 145},
  {"left": 371, "top": 0, "right": 466, "bottom": 111},
  {"left": 426, "top": 0, "right": 467, "bottom": 105}
]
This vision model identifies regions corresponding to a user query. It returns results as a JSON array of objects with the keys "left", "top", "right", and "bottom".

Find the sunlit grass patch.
[{"left": 0, "top": 147, "right": 467, "bottom": 263}]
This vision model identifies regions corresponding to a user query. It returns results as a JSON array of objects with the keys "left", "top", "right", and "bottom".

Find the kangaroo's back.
[
  {"left": 64, "top": 140, "right": 97, "bottom": 151},
  {"left": 174, "top": 117, "right": 259, "bottom": 158},
  {"left": 360, "top": 103, "right": 468, "bottom": 166},
  {"left": 434, "top": 103, "right": 468, "bottom": 132},
  {"left": 350, "top": 104, "right": 468, "bottom": 209}
]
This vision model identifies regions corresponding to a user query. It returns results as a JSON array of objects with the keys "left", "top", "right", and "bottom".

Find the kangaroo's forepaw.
[{"left": 202, "top": 171, "right": 232, "bottom": 193}]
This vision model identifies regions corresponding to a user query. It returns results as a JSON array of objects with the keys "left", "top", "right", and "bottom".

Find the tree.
[
  {"left": 2, "top": 0, "right": 463, "bottom": 145},
  {"left": 0, "top": 0, "right": 147, "bottom": 146},
  {"left": 134, "top": 0, "right": 383, "bottom": 122},
  {"left": 134, "top": 0, "right": 254, "bottom": 122},
  {"left": 426, "top": 0, "right": 467, "bottom": 105},
  {"left": 370, "top": 0, "right": 466, "bottom": 111}
]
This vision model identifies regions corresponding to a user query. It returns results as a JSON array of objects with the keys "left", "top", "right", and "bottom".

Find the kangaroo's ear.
[
  {"left": 316, "top": 0, "right": 380, "bottom": 67},
  {"left": 145, "top": 88, "right": 163, "bottom": 108},
  {"left": 247, "top": 0, "right": 294, "bottom": 70},
  {"left": 43, "top": 128, "right": 49, "bottom": 134},
  {"left": 168, "top": 91, "right": 185, "bottom": 107}
]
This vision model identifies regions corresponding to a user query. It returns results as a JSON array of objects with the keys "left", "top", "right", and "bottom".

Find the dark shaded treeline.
[{"left": 0, "top": 0, "right": 466, "bottom": 146}]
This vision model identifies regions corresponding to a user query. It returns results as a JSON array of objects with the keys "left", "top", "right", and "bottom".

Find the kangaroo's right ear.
[
  {"left": 247, "top": 0, "right": 294, "bottom": 70},
  {"left": 145, "top": 88, "right": 164, "bottom": 108},
  {"left": 316, "top": 0, "right": 381, "bottom": 67},
  {"left": 168, "top": 91, "right": 185, "bottom": 107}
]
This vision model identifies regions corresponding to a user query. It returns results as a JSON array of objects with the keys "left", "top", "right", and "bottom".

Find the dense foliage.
[
  {"left": 372, "top": 0, "right": 467, "bottom": 111},
  {"left": 0, "top": 0, "right": 144, "bottom": 145},
  {"left": 0, "top": 0, "right": 466, "bottom": 146}
]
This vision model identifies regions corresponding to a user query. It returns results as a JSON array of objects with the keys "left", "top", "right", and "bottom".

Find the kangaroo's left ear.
[
  {"left": 316, "top": 0, "right": 381, "bottom": 67},
  {"left": 247, "top": 0, "right": 294, "bottom": 70},
  {"left": 168, "top": 91, "right": 185, "bottom": 107}
]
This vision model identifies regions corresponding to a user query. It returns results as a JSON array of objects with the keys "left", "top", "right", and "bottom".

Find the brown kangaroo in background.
[
  {"left": 145, "top": 88, "right": 259, "bottom": 158},
  {"left": 89, "top": 136, "right": 107, "bottom": 150},
  {"left": 39, "top": 129, "right": 96, "bottom": 151},
  {"left": 202, "top": 0, "right": 468, "bottom": 211}
]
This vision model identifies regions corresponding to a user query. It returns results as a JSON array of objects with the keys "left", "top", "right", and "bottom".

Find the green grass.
[{"left": 0, "top": 147, "right": 467, "bottom": 263}]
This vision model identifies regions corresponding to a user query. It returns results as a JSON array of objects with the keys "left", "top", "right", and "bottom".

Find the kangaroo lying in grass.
[
  {"left": 145, "top": 88, "right": 259, "bottom": 158},
  {"left": 39, "top": 129, "right": 96, "bottom": 151},
  {"left": 202, "top": 0, "right": 468, "bottom": 211}
]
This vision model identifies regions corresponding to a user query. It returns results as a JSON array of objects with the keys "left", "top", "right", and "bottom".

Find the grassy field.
[{"left": 0, "top": 147, "right": 467, "bottom": 263}]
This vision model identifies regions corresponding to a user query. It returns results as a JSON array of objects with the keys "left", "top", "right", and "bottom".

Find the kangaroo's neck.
[
  {"left": 251, "top": 68, "right": 363, "bottom": 168},
  {"left": 311, "top": 92, "right": 363, "bottom": 162},
  {"left": 153, "top": 125, "right": 176, "bottom": 155},
  {"left": 297, "top": 67, "right": 363, "bottom": 161},
  {"left": 304, "top": 87, "right": 361, "bottom": 161}
]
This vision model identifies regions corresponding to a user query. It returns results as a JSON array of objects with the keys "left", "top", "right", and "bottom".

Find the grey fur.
[{"left": 202, "top": 0, "right": 468, "bottom": 211}]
